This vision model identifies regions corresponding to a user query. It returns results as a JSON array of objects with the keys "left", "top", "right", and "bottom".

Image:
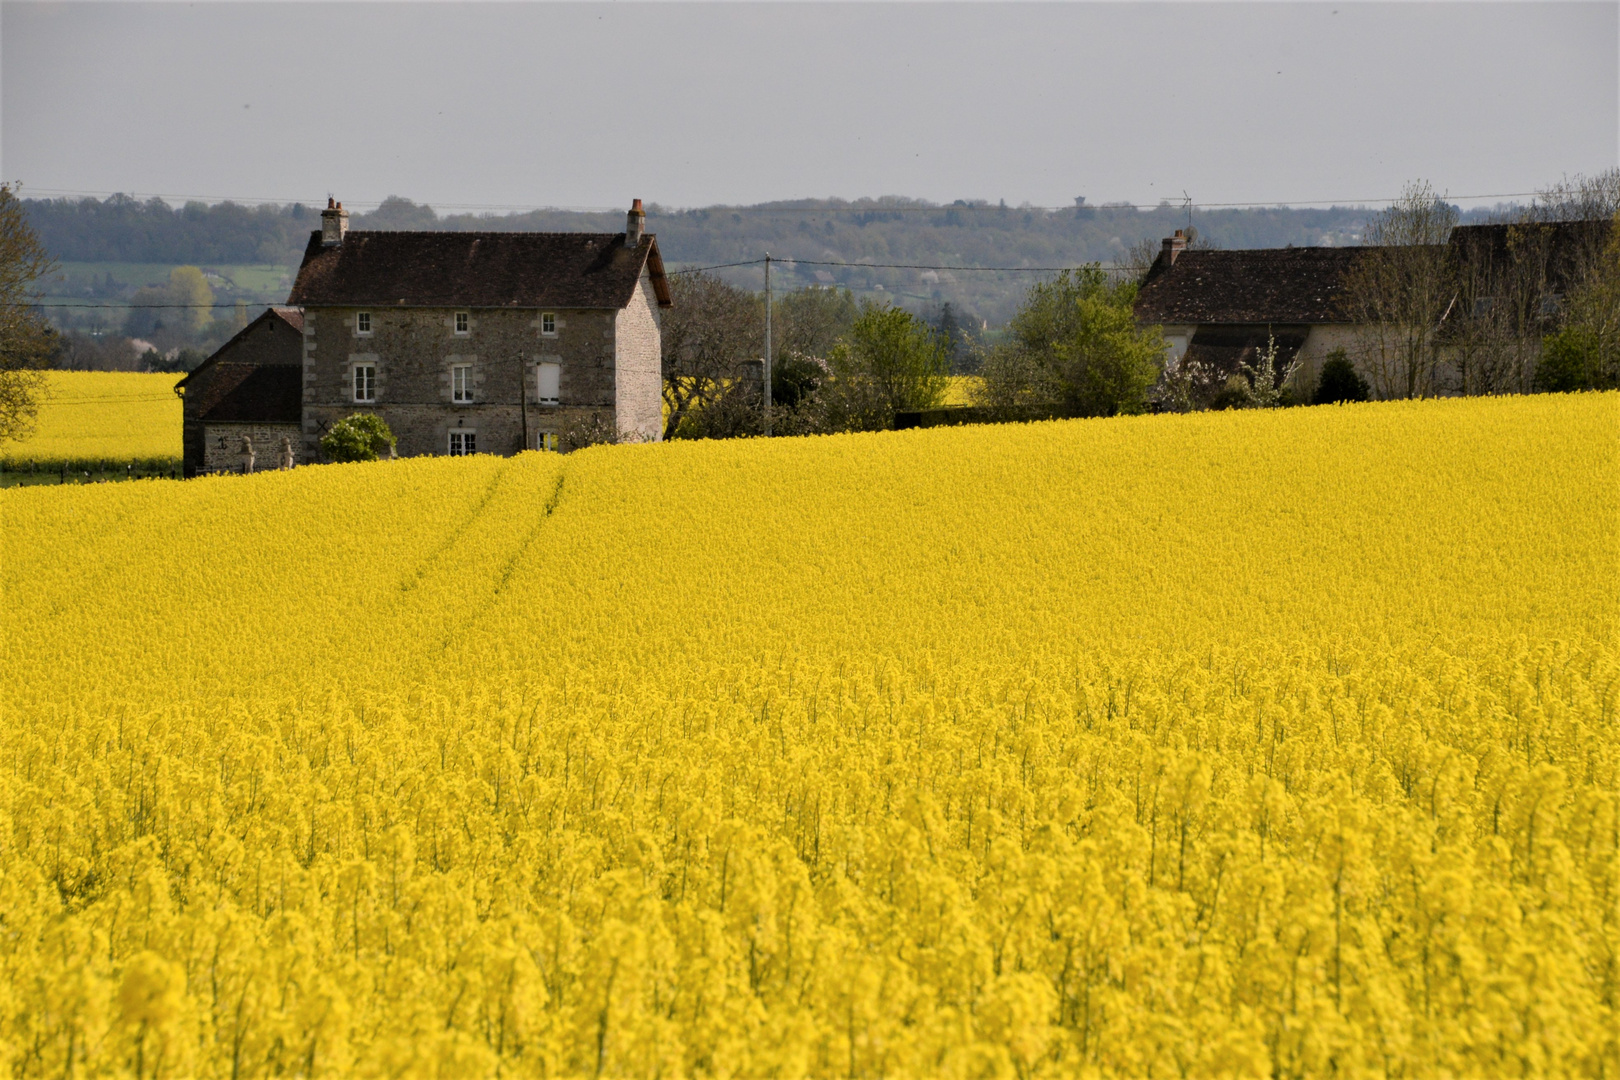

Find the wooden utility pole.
[
  {"left": 520, "top": 359, "right": 530, "bottom": 451},
  {"left": 763, "top": 253, "right": 773, "bottom": 437}
]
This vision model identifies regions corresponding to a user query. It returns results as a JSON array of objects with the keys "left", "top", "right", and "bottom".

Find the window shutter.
[{"left": 537, "top": 363, "right": 560, "bottom": 405}]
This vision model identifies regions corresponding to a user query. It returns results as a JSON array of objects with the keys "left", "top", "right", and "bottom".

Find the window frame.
[
  {"left": 454, "top": 312, "right": 470, "bottom": 336},
  {"left": 538, "top": 432, "right": 558, "bottom": 452},
  {"left": 448, "top": 430, "right": 477, "bottom": 456},
  {"left": 353, "top": 363, "right": 376, "bottom": 403},
  {"left": 451, "top": 363, "right": 474, "bottom": 404},
  {"left": 541, "top": 313, "right": 557, "bottom": 336},
  {"left": 536, "top": 362, "right": 561, "bottom": 406},
  {"left": 356, "top": 312, "right": 372, "bottom": 336}
]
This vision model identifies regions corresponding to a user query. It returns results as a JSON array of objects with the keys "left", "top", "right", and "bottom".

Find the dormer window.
[
  {"left": 541, "top": 313, "right": 556, "bottom": 336},
  {"left": 455, "top": 312, "right": 469, "bottom": 335},
  {"left": 357, "top": 312, "right": 372, "bottom": 336}
]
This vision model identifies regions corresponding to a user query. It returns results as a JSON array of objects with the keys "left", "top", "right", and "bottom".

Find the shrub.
[
  {"left": 1312, "top": 350, "right": 1372, "bottom": 404},
  {"left": 320, "top": 413, "right": 396, "bottom": 463}
]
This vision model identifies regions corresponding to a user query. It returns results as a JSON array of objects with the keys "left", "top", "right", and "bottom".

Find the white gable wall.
[{"left": 613, "top": 272, "right": 664, "bottom": 441}]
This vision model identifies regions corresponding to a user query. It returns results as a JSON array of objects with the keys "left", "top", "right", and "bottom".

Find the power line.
[
  {"left": 787, "top": 258, "right": 1135, "bottom": 274},
  {"left": 667, "top": 259, "right": 767, "bottom": 275}
]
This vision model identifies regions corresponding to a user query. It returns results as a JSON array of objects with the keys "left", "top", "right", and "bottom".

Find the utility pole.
[
  {"left": 763, "top": 253, "right": 773, "bottom": 437},
  {"left": 520, "top": 358, "right": 530, "bottom": 452}
]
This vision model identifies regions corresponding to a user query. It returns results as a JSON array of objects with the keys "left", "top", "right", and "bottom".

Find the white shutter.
[{"left": 537, "top": 363, "right": 560, "bottom": 405}]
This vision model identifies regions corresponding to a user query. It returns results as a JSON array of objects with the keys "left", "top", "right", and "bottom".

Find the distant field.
[
  {"left": 0, "top": 371, "right": 181, "bottom": 474},
  {"left": 44, "top": 261, "right": 294, "bottom": 299},
  {"left": 943, "top": 374, "right": 981, "bottom": 406}
]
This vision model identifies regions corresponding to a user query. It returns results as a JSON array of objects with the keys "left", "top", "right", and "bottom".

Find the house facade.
[
  {"left": 174, "top": 307, "right": 305, "bottom": 477},
  {"left": 285, "top": 199, "right": 670, "bottom": 459}
]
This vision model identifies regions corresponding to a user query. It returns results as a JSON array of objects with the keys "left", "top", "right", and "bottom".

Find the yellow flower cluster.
[
  {"left": 2, "top": 393, "right": 1616, "bottom": 1078},
  {"left": 0, "top": 371, "right": 181, "bottom": 469}
]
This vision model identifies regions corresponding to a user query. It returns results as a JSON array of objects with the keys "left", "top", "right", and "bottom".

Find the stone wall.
[
  {"left": 202, "top": 424, "right": 304, "bottom": 474},
  {"left": 613, "top": 273, "right": 665, "bottom": 441},
  {"left": 303, "top": 306, "right": 619, "bottom": 459}
]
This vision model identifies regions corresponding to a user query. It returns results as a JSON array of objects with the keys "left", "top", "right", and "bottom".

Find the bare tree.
[
  {"left": 659, "top": 271, "right": 762, "bottom": 439},
  {"left": 0, "top": 184, "right": 57, "bottom": 443},
  {"left": 1342, "top": 181, "right": 1457, "bottom": 399}
]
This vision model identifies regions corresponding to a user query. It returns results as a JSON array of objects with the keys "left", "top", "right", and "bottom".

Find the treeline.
[{"left": 23, "top": 192, "right": 1511, "bottom": 326}]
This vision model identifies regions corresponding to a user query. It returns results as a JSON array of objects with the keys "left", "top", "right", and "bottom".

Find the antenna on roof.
[{"left": 1183, "top": 191, "right": 1193, "bottom": 236}]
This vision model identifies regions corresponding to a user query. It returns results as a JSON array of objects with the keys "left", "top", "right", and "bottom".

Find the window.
[
  {"left": 537, "top": 362, "right": 560, "bottom": 405},
  {"left": 353, "top": 363, "right": 376, "bottom": 403},
  {"left": 449, "top": 431, "right": 476, "bottom": 456},
  {"left": 357, "top": 312, "right": 372, "bottom": 335},
  {"left": 455, "top": 312, "right": 469, "bottom": 335},
  {"left": 541, "top": 313, "right": 556, "bottom": 336},
  {"left": 538, "top": 432, "right": 557, "bottom": 452},
  {"left": 452, "top": 364, "right": 474, "bottom": 403}
]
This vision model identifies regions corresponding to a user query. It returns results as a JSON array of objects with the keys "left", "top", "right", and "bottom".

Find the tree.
[
  {"left": 0, "top": 184, "right": 58, "bottom": 444},
  {"left": 1236, "top": 334, "right": 1300, "bottom": 409},
  {"left": 320, "top": 414, "right": 396, "bottom": 463},
  {"left": 660, "top": 271, "right": 762, "bottom": 440},
  {"left": 124, "top": 266, "right": 215, "bottom": 339},
  {"left": 1535, "top": 213, "right": 1619, "bottom": 391},
  {"left": 1312, "top": 350, "right": 1371, "bottom": 404},
  {"left": 1341, "top": 181, "right": 1458, "bottom": 399},
  {"left": 820, "top": 302, "right": 950, "bottom": 430},
  {"left": 979, "top": 266, "right": 1165, "bottom": 418}
]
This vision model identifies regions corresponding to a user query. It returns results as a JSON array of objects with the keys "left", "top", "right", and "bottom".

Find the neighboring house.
[
  {"left": 286, "top": 199, "right": 671, "bottom": 460},
  {"left": 1135, "top": 219, "right": 1612, "bottom": 399},
  {"left": 1134, "top": 232, "right": 1363, "bottom": 398},
  {"left": 174, "top": 306, "right": 305, "bottom": 477}
]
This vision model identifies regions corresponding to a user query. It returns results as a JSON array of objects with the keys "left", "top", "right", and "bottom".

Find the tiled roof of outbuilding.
[
  {"left": 1449, "top": 219, "right": 1612, "bottom": 294},
  {"left": 187, "top": 364, "right": 302, "bottom": 424},
  {"left": 1134, "top": 247, "right": 1372, "bottom": 325},
  {"left": 286, "top": 231, "right": 672, "bottom": 310}
]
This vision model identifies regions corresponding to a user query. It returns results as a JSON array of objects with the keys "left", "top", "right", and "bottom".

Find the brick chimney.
[
  {"left": 321, "top": 198, "right": 349, "bottom": 247},
  {"left": 1161, "top": 229, "right": 1187, "bottom": 266},
  {"left": 625, "top": 198, "right": 645, "bottom": 246}
]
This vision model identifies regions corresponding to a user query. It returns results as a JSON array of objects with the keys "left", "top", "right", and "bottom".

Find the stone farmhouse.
[
  {"left": 1135, "top": 219, "right": 1610, "bottom": 398},
  {"left": 177, "top": 199, "right": 669, "bottom": 474}
]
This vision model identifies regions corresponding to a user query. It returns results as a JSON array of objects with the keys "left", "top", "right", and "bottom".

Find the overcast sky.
[{"left": 2, "top": 2, "right": 1615, "bottom": 213}]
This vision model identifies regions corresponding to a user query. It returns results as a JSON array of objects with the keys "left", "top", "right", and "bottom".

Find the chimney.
[
  {"left": 625, "top": 198, "right": 645, "bottom": 246},
  {"left": 321, "top": 197, "right": 349, "bottom": 247},
  {"left": 1161, "top": 229, "right": 1186, "bottom": 266}
]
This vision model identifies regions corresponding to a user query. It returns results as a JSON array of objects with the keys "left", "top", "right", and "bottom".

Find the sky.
[{"left": 2, "top": 2, "right": 1615, "bottom": 213}]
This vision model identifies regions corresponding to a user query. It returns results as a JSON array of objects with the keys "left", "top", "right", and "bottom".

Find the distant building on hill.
[
  {"left": 287, "top": 198, "right": 669, "bottom": 461},
  {"left": 174, "top": 306, "right": 304, "bottom": 477}
]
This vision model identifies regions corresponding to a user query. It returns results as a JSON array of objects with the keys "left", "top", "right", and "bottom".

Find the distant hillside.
[{"left": 24, "top": 194, "right": 1515, "bottom": 326}]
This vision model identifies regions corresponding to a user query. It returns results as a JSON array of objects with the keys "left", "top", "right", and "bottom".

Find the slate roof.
[
  {"left": 187, "top": 364, "right": 303, "bottom": 424},
  {"left": 286, "top": 231, "right": 672, "bottom": 310},
  {"left": 1135, "top": 247, "right": 1371, "bottom": 325},
  {"left": 1449, "top": 220, "right": 1612, "bottom": 294},
  {"left": 176, "top": 306, "right": 305, "bottom": 423}
]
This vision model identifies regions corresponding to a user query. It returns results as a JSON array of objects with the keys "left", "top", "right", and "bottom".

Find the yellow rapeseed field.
[
  {"left": 0, "top": 371, "right": 182, "bottom": 469},
  {"left": 2, "top": 393, "right": 1616, "bottom": 1078}
]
